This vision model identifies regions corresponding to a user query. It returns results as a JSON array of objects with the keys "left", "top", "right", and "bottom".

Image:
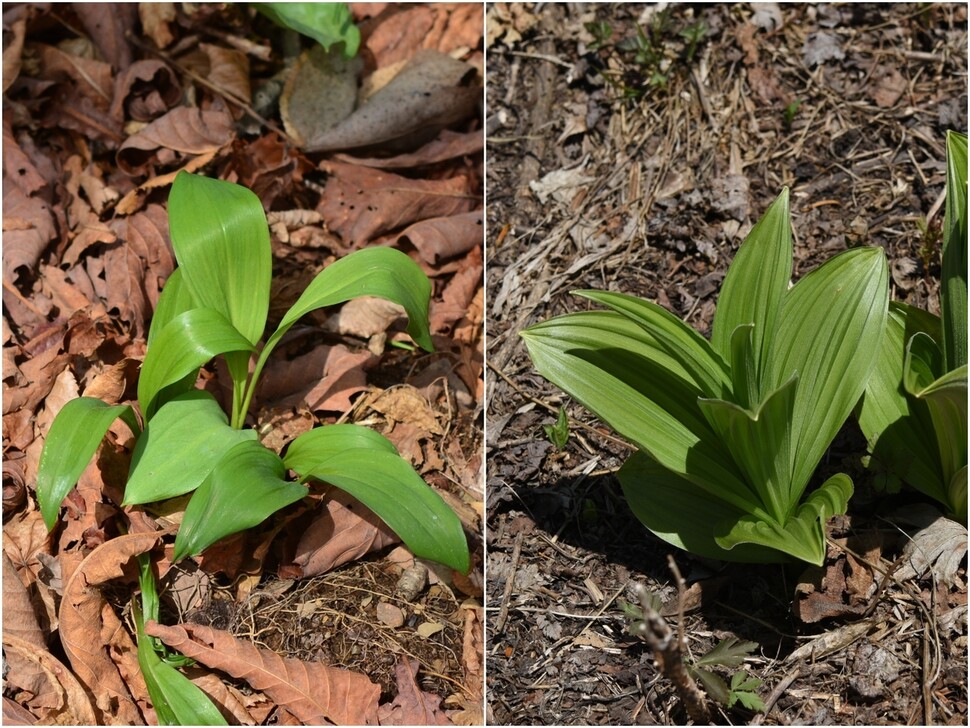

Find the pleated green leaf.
[
  {"left": 857, "top": 302, "right": 945, "bottom": 503},
  {"left": 697, "top": 375, "right": 797, "bottom": 523},
  {"left": 575, "top": 290, "right": 731, "bottom": 398},
  {"left": 168, "top": 172, "right": 272, "bottom": 347},
  {"left": 766, "top": 246, "right": 889, "bottom": 493},
  {"left": 711, "top": 188, "right": 792, "bottom": 394},
  {"left": 728, "top": 323, "right": 759, "bottom": 410},
  {"left": 286, "top": 427, "right": 470, "bottom": 573},
  {"left": 36, "top": 398, "right": 138, "bottom": 531},
  {"left": 272, "top": 246, "right": 433, "bottom": 352},
  {"left": 173, "top": 440, "right": 307, "bottom": 562},
  {"left": 521, "top": 311, "right": 758, "bottom": 514},
  {"left": 125, "top": 391, "right": 258, "bottom": 505},
  {"left": 138, "top": 308, "right": 254, "bottom": 420},
  {"left": 617, "top": 452, "right": 785, "bottom": 563},
  {"left": 942, "top": 130, "right": 968, "bottom": 371},
  {"left": 714, "top": 473, "right": 853, "bottom": 565},
  {"left": 914, "top": 364, "right": 968, "bottom": 502}
]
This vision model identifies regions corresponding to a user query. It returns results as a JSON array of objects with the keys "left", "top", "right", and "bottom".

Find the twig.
[
  {"left": 750, "top": 665, "right": 801, "bottom": 725},
  {"left": 494, "top": 531, "right": 524, "bottom": 636},
  {"left": 632, "top": 582, "right": 711, "bottom": 724}
]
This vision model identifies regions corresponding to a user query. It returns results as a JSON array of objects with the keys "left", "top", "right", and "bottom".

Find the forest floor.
[
  {"left": 485, "top": 3, "right": 967, "bottom": 725},
  {"left": 3, "top": 3, "right": 483, "bottom": 725}
]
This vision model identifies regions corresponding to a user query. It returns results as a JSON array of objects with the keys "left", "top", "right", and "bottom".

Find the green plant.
[
  {"left": 254, "top": 2, "right": 360, "bottom": 57},
  {"left": 783, "top": 99, "right": 802, "bottom": 130},
  {"left": 856, "top": 130, "right": 968, "bottom": 519},
  {"left": 688, "top": 638, "right": 764, "bottom": 712},
  {"left": 37, "top": 171, "right": 470, "bottom": 572},
  {"left": 521, "top": 188, "right": 889, "bottom": 565},
  {"left": 543, "top": 406, "right": 571, "bottom": 451}
]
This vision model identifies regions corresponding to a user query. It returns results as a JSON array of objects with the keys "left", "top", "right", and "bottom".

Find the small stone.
[{"left": 376, "top": 602, "right": 405, "bottom": 628}]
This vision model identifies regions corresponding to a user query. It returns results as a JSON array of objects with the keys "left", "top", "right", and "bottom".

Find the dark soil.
[{"left": 485, "top": 3, "right": 968, "bottom": 725}]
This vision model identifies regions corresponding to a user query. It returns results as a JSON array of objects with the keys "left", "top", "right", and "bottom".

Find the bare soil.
[{"left": 485, "top": 3, "right": 967, "bottom": 725}]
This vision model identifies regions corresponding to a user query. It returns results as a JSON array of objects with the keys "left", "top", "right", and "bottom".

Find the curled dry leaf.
[
  {"left": 116, "top": 107, "right": 234, "bottom": 176},
  {"left": 292, "top": 490, "right": 400, "bottom": 577},
  {"left": 3, "top": 552, "right": 48, "bottom": 703},
  {"left": 305, "top": 50, "right": 480, "bottom": 153},
  {"left": 58, "top": 530, "right": 164, "bottom": 725},
  {"left": 258, "top": 343, "right": 376, "bottom": 414},
  {"left": 72, "top": 3, "right": 136, "bottom": 72},
  {"left": 144, "top": 620, "right": 381, "bottom": 725},
  {"left": 334, "top": 295, "right": 407, "bottom": 340},
  {"left": 200, "top": 43, "right": 252, "bottom": 104},
  {"left": 112, "top": 59, "right": 182, "bottom": 122},
  {"left": 2, "top": 181, "right": 57, "bottom": 284},
  {"left": 398, "top": 210, "right": 483, "bottom": 266},
  {"left": 2, "top": 634, "right": 98, "bottom": 725},
  {"left": 895, "top": 512, "right": 968, "bottom": 586},
  {"left": 378, "top": 659, "right": 450, "bottom": 726},
  {"left": 335, "top": 128, "right": 483, "bottom": 170}
]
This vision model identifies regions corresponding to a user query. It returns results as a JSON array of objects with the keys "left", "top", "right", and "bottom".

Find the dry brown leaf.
[
  {"left": 378, "top": 659, "right": 451, "bottom": 725},
  {"left": 3, "top": 121, "right": 50, "bottom": 196},
  {"left": 430, "top": 245, "right": 482, "bottom": 335},
  {"left": 280, "top": 44, "right": 360, "bottom": 147},
  {"left": 3, "top": 695, "right": 38, "bottom": 724},
  {"left": 201, "top": 43, "right": 252, "bottom": 104},
  {"left": 320, "top": 160, "right": 475, "bottom": 247},
  {"left": 145, "top": 620, "right": 381, "bottom": 725},
  {"left": 335, "top": 128, "right": 483, "bottom": 170},
  {"left": 102, "top": 241, "right": 151, "bottom": 339},
  {"left": 2, "top": 634, "right": 98, "bottom": 725},
  {"left": 2, "top": 179, "right": 57, "bottom": 283},
  {"left": 112, "top": 59, "right": 182, "bottom": 122},
  {"left": 72, "top": 4, "right": 136, "bottom": 72},
  {"left": 138, "top": 3, "right": 177, "bottom": 49},
  {"left": 306, "top": 50, "right": 479, "bottom": 153},
  {"left": 292, "top": 490, "right": 400, "bottom": 577},
  {"left": 870, "top": 66, "right": 908, "bottom": 108},
  {"left": 362, "top": 385, "right": 443, "bottom": 435},
  {"left": 398, "top": 210, "right": 483, "bottom": 266},
  {"left": 2, "top": 14, "right": 26, "bottom": 92},
  {"left": 334, "top": 295, "right": 407, "bottom": 340},
  {"left": 116, "top": 107, "right": 234, "bottom": 176},
  {"left": 258, "top": 343, "right": 376, "bottom": 414},
  {"left": 2, "top": 552, "right": 48, "bottom": 702},
  {"left": 58, "top": 531, "right": 163, "bottom": 725}
]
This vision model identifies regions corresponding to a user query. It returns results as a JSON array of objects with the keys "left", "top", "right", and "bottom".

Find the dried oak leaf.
[
  {"left": 291, "top": 490, "right": 400, "bottom": 577},
  {"left": 2, "top": 178, "right": 57, "bottom": 283},
  {"left": 378, "top": 659, "right": 450, "bottom": 725},
  {"left": 319, "top": 160, "right": 475, "bottom": 247},
  {"left": 59, "top": 531, "right": 163, "bottom": 725},
  {"left": 116, "top": 107, "right": 234, "bottom": 176},
  {"left": 144, "top": 620, "right": 381, "bottom": 725}
]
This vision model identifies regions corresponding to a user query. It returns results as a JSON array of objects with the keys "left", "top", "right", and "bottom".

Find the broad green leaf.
[
  {"left": 133, "top": 600, "right": 227, "bottom": 725},
  {"left": 766, "top": 246, "right": 888, "bottom": 493},
  {"left": 903, "top": 332, "right": 944, "bottom": 395},
  {"left": 125, "top": 391, "right": 257, "bottom": 505},
  {"left": 289, "top": 445, "right": 470, "bottom": 573},
  {"left": 915, "top": 364, "right": 968, "bottom": 497},
  {"left": 711, "top": 188, "right": 792, "bottom": 392},
  {"left": 254, "top": 2, "right": 360, "bottom": 57},
  {"left": 942, "top": 130, "right": 968, "bottom": 371},
  {"left": 522, "top": 311, "right": 760, "bottom": 513},
  {"left": 273, "top": 246, "right": 433, "bottom": 353},
  {"left": 689, "top": 666, "right": 730, "bottom": 705},
  {"left": 729, "top": 323, "right": 759, "bottom": 410},
  {"left": 576, "top": 289, "right": 731, "bottom": 398},
  {"left": 698, "top": 375, "right": 797, "bottom": 522},
  {"left": 715, "top": 473, "right": 852, "bottom": 565},
  {"left": 168, "top": 172, "right": 272, "bottom": 347},
  {"left": 147, "top": 268, "right": 195, "bottom": 350},
  {"left": 284, "top": 424, "right": 399, "bottom": 474},
  {"left": 949, "top": 466, "right": 968, "bottom": 520},
  {"left": 857, "top": 302, "right": 945, "bottom": 504},
  {"left": 173, "top": 440, "right": 306, "bottom": 562},
  {"left": 36, "top": 398, "right": 138, "bottom": 531},
  {"left": 138, "top": 308, "right": 254, "bottom": 420},
  {"left": 617, "top": 452, "right": 786, "bottom": 563}
]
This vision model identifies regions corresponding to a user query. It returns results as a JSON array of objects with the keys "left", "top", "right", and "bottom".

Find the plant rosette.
[{"left": 522, "top": 187, "right": 889, "bottom": 565}]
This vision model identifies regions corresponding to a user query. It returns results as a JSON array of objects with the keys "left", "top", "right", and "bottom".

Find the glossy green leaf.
[
  {"left": 133, "top": 601, "right": 227, "bottom": 726},
  {"left": 168, "top": 172, "right": 272, "bottom": 347},
  {"left": 138, "top": 308, "right": 254, "bottom": 420},
  {"left": 715, "top": 473, "right": 853, "bottom": 565},
  {"left": 711, "top": 188, "right": 792, "bottom": 392},
  {"left": 949, "top": 466, "right": 967, "bottom": 520},
  {"left": 36, "top": 398, "right": 138, "bottom": 531},
  {"left": 254, "top": 2, "right": 360, "bottom": 57},
  {"left": 915, "top": 364, "right": 968, "bottom": 499},
  {"left": 575, "top": 289, "right": 731, "bottom": 398},
  {"left": 287, "top": 433, "right": 469, "bottom": 573},
  {"left": 698, "top": 375, "right": 797, "bottom": 522},
  {"left": 942, "top": 130, "right": 968, "bottom": 371},
  {"left": 903, "top": 332, "right": 944, "bottom": 395},
  {"left": 766, "top": 246, "right": 889, "bottom": 492},
  {"left": 521, "top": 310, "right": 760, "bottom": 514},
  {"left": 728, "top": 323, "right": 759, "bottom": 410},
  {"left": 147, "top": 268, "right": 195, "bottom": 350},
  {"left": 173, "top": 440, "right": 306, "bottom": 562},
  {"left": 125, "top": 391, "right": 258, "bottom": 505},
  {"left": 617, "top": 451, "right": 785, "bottom": 563}
]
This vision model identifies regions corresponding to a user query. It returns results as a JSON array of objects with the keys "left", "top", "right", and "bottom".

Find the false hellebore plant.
[
  {"left": 522, "top": 189, "right": 889, "bottom": 565},
  {"left": 857, "top": 130, "right": 968, "bottom": 520}
]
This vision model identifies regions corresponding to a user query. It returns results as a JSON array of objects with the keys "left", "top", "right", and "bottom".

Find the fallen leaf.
[
  {"left": 280, "top": 44, "right": 361, "bottom": 147},
  {"left": 291, "top": 490, "right": 400, "bottom": 577},
  {"left": 378, "top": 659, "right": 450, "bottom": 725},
  {"left": 802, "top": 31, "right": 845, "bottom": 67},
  {"left": 869, "top": 66, "right": 908, "bottom": 108},
  {"left": 335, "top": 128, "right": 483, "bottom": 170},
  {"left": 305, "top": 50, "right": 479, "bottom": 153},
  {"left": 145, "top": 620, "right": 381, "bottom": 725},
  {"left": 116, "top": 107, "right": 234, "bottom": 176},
  {"left": 72, "top": 4, "right": 136, "bottom": 71},
  {"left": 894, "top": 508, "right": 968, "bottom": 586},
  {"left": 361, "top": 385, "right": 443, "bottom": 435},
  {"left": 112, "top": 59, "right": 182, "bottom": 122},
  {"left": 334, "top": 296, "right": 407, "bottom": 340},
  {"left": 398, "top": 210, "right": 483, "bottom": 266},
  {"left": 257, "top": 343, "right": 376, "bottom": 414},
  {"left": 138, "top": 3, "right": 177, "bottom": 49},
  {"left": 2, "top": 179, "right": 57, "bottom": 283}
]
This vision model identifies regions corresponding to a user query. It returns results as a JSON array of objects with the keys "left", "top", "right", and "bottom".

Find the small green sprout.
[{"left": 543, "top": 406, "right": 571, "bottom": 450}]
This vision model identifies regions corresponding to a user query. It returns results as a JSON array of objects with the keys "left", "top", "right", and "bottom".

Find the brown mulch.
[
  {"left": 3, "top": 3, "right": 483, "bottom": 725},
  {"left": 485, "top": 3, "right": 967, "bottom": 725}
]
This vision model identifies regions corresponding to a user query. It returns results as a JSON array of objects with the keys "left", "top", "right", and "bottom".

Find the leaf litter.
[{"left": 3, "top": 3, "right": 482, "bottom": 724}]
